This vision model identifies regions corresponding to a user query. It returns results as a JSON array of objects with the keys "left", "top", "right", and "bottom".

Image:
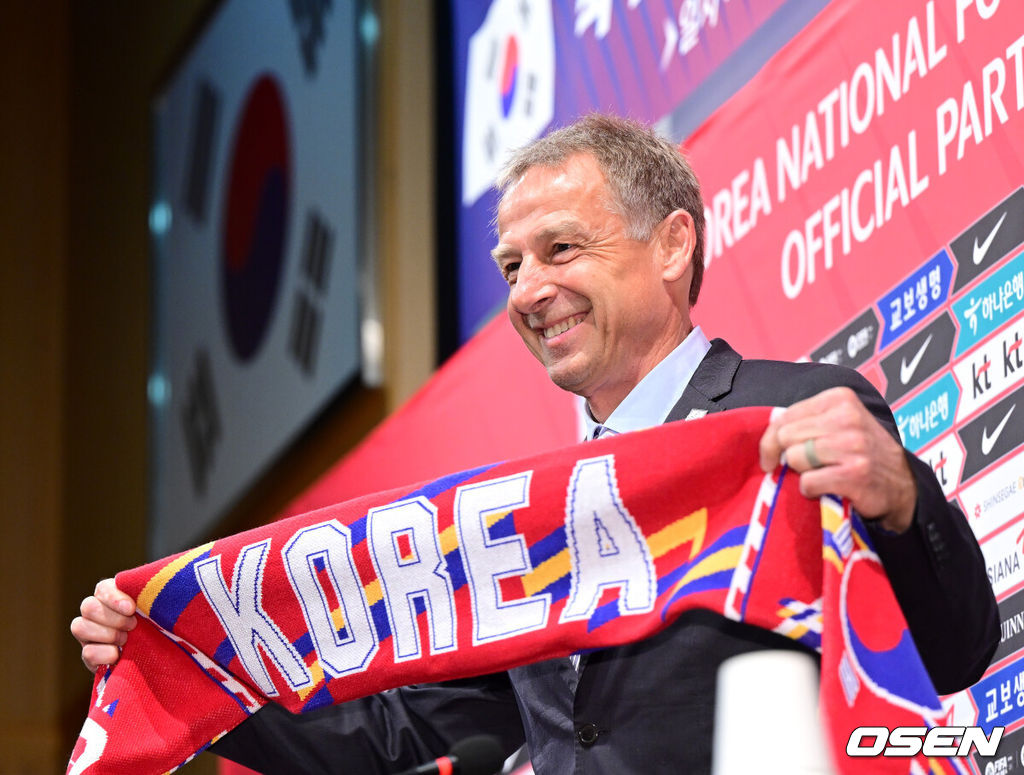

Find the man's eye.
[
  {"left": 504, "top": 262, "right": 520, "bottom": 284},
  {"left": 553, "top": 243, "right": 573, "bottom": 254}
]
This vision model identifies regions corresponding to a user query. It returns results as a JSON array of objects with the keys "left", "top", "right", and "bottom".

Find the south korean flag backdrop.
[{"left": 150, "top": 0, "right": 363, "bottom": 558}]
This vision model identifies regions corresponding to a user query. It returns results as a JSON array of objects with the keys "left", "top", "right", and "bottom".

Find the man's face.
[{"left": 493, "top": 153, "right": 686, "bottom": 419}]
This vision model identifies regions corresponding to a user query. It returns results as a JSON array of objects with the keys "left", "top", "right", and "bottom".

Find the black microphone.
[{"left": 396, "top": 735, "right": 505, "bottom": 775}]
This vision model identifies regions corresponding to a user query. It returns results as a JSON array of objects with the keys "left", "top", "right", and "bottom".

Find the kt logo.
[
  {"left": 972, "top": 354, "right": 992, "bottom": 399},
  {"left": 1005, "top": 332, "right": 1023, "bottom": 377}
]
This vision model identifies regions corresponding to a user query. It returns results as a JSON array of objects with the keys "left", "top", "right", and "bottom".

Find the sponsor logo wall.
[{"left": 678, "top": 0, "right": 1024, "bottom": 760}]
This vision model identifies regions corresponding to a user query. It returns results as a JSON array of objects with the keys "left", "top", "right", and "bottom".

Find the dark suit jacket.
[{"left": 213, "top": 339, "right": 998, "bottom": 775}]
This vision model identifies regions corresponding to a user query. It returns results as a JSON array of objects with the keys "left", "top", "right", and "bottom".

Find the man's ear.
[{"left": 657, "top": 209, "right": 696, "bottom": 283}]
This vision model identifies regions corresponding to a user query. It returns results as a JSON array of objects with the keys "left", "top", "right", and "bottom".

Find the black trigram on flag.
[
  {"left": 289, "top": 210, "right": 334, "bottom": 375},
  {"left": 289, "top": 0, "right": 333, "bottom": 77},
  {"left": 181, "top": 349, "right": 221, "bottom": 496},
  {"left": 182, "top": 79, "right": 220, "bottom": 224}
]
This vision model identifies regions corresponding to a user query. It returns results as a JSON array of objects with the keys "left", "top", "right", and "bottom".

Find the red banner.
[{"left": 689, "top": 0, "right": 1024, "bottom": 363}]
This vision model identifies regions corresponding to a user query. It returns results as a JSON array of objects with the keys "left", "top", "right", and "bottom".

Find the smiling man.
[
  {"left": 73, "top": 114, "right": 998, "bottom": 774},
  {"left": 492, "top": 152, "right": 695, "bottom": 419}
]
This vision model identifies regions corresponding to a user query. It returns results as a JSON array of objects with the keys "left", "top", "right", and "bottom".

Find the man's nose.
[{"left": 509, "top": 257, "right": 555, "bottom": 312}]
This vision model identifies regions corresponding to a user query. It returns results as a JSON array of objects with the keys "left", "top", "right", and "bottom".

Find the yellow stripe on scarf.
[{"left": 137, "top": 542, "right": 215, "bottom": 616}]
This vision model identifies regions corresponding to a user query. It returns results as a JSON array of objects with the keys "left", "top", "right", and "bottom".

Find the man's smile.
[{"left": 540, "top": 313, "right": 587, "bottom": 340}]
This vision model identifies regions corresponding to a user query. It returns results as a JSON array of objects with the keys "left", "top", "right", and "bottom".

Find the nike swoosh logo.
[
  {"left": 974, "top": 211, "right": 1007, "bottom": 265},
  {"left": 981, "top": 404, "right": 1016, "bottom": 456},
  {"left": 899, "top": 334, "right": 933, "bottom": 385}
]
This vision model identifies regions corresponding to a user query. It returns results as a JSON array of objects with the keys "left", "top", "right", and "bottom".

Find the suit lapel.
[{"left": 664, "top": 338, "right": 742, "bottom": 423}]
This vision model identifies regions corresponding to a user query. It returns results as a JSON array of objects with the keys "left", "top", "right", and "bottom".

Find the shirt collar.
[{"left": 583, "top": 326, "right": 711, "bottom": 439}]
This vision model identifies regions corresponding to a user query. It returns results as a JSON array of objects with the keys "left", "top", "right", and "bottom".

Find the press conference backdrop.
[
  {"left": 219, "top": 1, "right": 1024, "bottom": 773},
  {"left": 149, "top": 0, "right": 365, "bottom": 557},
  {"left": 683, "top": 3, "right": 1024, "bottom": 769},
  {"left": 345, "top": 0, "right": 1024, "bottom": 770}
]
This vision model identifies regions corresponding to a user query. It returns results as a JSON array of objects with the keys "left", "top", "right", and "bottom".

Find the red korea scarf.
[{"left": 68, "top": 407, "right": 965, "bottom": 775}]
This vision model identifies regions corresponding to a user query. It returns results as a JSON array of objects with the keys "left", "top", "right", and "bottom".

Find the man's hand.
[
  {"left": 758, "top": 387, "right": 917, "bottom": 533},
  {"left": 70, "top": 578, "right": 137, "bottom": 673}
]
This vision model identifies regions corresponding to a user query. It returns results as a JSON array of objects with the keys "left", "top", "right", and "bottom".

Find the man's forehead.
[
  {"left": 496, "top": 155, "right": 610, "bottom": 228},
  {"left": 504, "top": 153, "right": 604, "bottom": 195},
  {"left": 497, "top": 165, "right": 576, "bottom": 224},
  {"left": 504, "top": 161, "right": 574, "bottom": 193}
]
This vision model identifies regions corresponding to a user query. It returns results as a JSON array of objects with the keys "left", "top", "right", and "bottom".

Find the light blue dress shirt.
[{"left": 582, "top": 325, "right": 712, "bottom": 440}]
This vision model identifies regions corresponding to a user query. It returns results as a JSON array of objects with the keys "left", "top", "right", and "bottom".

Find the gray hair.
[{"left": 497, "top": 113, "right": 706, "bottom": 305}]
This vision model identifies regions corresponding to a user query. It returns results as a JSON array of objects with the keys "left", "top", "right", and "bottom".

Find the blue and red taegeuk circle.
[
  {"left": 843, "top": 552, "right": 942, "bottom": 715},
  {"left": 500, "top": 35, "right": 519, "bottom": 118},
  {"left": 220, "top": 73, "right": 292, "bottom": 363}
]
